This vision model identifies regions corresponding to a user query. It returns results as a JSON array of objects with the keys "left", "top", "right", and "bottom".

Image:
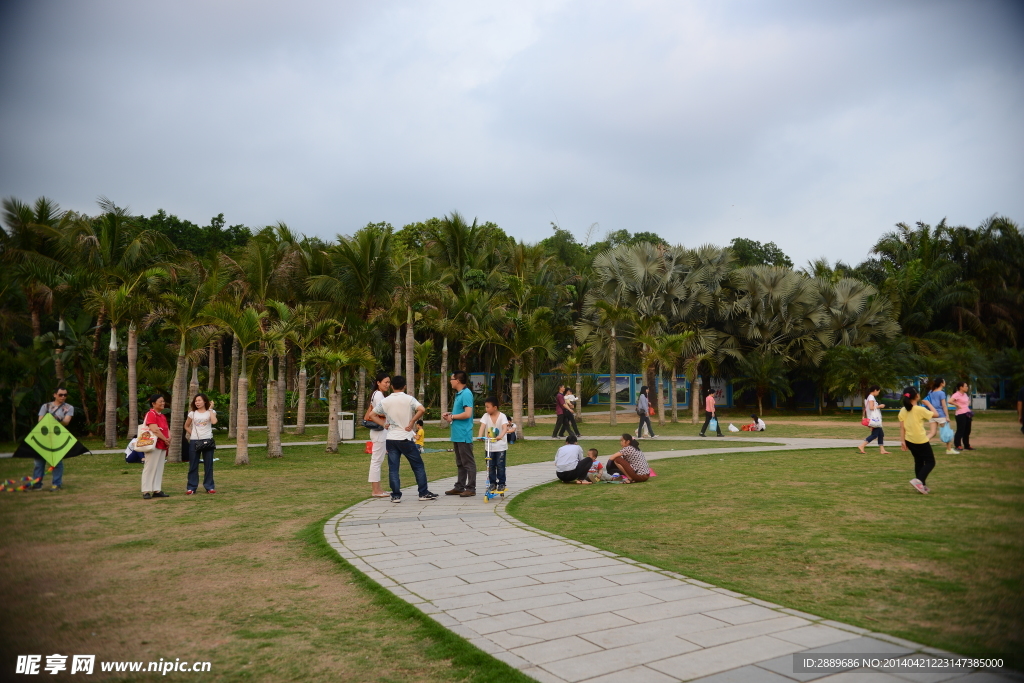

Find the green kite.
[{"left": 14, "top": 413, "right": 89, "bottom": 466}]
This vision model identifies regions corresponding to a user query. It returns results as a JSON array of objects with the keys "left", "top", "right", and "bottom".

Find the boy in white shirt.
[
  {"left": 370, "top": 375, "right": 438, "bottom": 503},
  {"left": 478, "top": 396, "right": 511, "bottom": 492}
]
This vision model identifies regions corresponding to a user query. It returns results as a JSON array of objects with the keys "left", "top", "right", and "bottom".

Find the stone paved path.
[{"left": 325, "top": 436, "right": 1014, "bottom": 683}]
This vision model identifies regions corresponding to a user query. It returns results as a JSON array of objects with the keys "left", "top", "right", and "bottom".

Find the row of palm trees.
[{"left": 3, "top": 196, "right": 1020, "bottom": 462}]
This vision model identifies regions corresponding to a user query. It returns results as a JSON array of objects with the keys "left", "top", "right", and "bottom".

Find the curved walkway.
[{"left": 324, "top": 437, "right": 1014, "bottom": 683}]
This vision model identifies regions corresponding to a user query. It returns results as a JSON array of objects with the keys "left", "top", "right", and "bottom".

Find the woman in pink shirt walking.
[
  {"left": 699, "top": 388, "right": 723, "bottom": 437},
  {"left": 949, "top": 381, "right": 974, "bottom": 451}
]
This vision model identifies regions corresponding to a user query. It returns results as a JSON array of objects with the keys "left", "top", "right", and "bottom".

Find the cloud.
[{"left": 1, "top": 0, "right": 1021, "bottom": 265}]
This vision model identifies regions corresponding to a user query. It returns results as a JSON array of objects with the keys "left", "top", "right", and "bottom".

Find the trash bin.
[
  {"left": 971, "top": 394, "right": 988, "bottom": 411},
  {"left": 338, "top": 412, "right": 354, "bottom": 440}
]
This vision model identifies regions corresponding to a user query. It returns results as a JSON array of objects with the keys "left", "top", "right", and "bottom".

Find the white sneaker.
[{"left": 947, "top": 448, "right": 960, "bottom": 455}]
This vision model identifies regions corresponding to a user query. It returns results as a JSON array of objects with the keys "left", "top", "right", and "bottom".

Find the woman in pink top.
[
  {"left": 949, "top": 381, "right": 973, "bottom": 451},
  {"left": 699, "top": 388, "right": 722, "bottom": 436}
]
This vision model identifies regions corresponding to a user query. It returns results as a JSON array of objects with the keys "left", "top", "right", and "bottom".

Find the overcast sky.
[{"left": 2, "top": 0, "right": 1022, "bottom": 266}]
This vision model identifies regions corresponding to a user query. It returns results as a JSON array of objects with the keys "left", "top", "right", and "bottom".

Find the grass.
[
  {"left": 0, "top": 435, "right": 759, "bottom": 682},
  {"left": 0, "top": 442, "right": 541, "bottom": 683},
  {"left": 508, "top": 445, "right": 1024, "bottom": 667}
]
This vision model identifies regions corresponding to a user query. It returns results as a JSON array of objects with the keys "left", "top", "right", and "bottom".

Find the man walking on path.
[
  {"left": 443, "top": 370, "right": 477, "bottom": 497},
  {"left": 33, "top": 386, "right": 74, "bottom": 490},
  {"left": 372, "top": 375, "right": 437, "bottom": 503}
]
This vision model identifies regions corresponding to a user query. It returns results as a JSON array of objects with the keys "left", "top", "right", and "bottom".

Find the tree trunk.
[
  {"left": 296, "top": 363, "right": 308, "bottom": 435},
  {"left": 207, "top": 340, "right": 216, "bottom": 391},
  {"left": 757, "top": 390, "right": 763, "bottom": 417},
  {"left": 511, "top": 361, "right": 524, "bottom": 439},
  {"left": 168, "top": 351, "right": 188, "bottom": 462},
  {"left": 356, "top": 366, "right": 366, "bottom": 427},
  {"left": 229, "top": 336, "right": 240, "bottom": 439},
  {"left": 405, "top": 309, "right": 414, "bottom": 398},
  {"left": 55, "top": 316, "right": 66, "bottom": 383},
  {"left": 284, "top": 351, "right": 293, "bottom": 393},
  {"left": 276, "top": 356, "right": 287, "bottom": 433},
  {"left": 104, "top": 326, "right": 118, "bottom": 448},
  {"left": 189, "top": 361, "right": 200, "bottom": 402},
  {"left": 526, "top": 352, "right": 536, "bottom": 427},
  {"left": 267, "top": 357, "right": 282, "bottom": 458},
  {"left": 127, "top": 323, "right": 139, "bottom": 438},
  {"left": 657, "top": 366, "right": 666, "bottom": 427},
  {"left": 74, "top": 365, "right": 91, "bottom": 425},
  {"left": 440, "top": 336, "right": 449, "bottom": 412},
  {"left": 31, "top": 307, "right": 41, "bottom": 339},
  {"left": 235, "top": 368, "right": 249, "bottom": 465},
  {"left": 217, "top": 338, "right": 225, "bottom": 394},
  {"left": 394, "top": 327, "right": 402, "bottom": 378},
  {"left": 671, "top": 366, "right": 679, "bottom": 423},
  {"left": 692, "top": 375, "right": 701, "bottom": 424},
  {"left": 326, "top": 370, "right": 339, "bottom": 452},
  {"left": 609, "top": 326, "right": 618, "bottom": 425},
  {"left": 575, "top": 368, "right": 582, "bottom": 422},
  {"left": 255, "top": 367, "right": 265, "bottom": 409}
]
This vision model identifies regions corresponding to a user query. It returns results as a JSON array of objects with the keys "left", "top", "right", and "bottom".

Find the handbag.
[
  {"left": 189, "top": 414, "right": 216, "bottom": 453},
  {"left": 362, "top": 419, "right": 384, "bottom": 431},
  {"left": 135, "top": 424, "right": 157, "bottom": 452},
  {"left": 861, "top": 417, "right": 871, "bottom": 427}
]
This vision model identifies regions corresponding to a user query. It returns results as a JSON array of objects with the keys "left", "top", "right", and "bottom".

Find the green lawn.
[
  {"left": 0, "top": 436, "right": 770, "bottom": 682},
  {"left": 508, "top": 445, "right": 1024, "bottom": 667}
]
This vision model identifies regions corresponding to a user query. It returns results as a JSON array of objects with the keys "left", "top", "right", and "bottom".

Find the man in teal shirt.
[{"left": 443, "top": 370, "right": 476, "bottom": 496}]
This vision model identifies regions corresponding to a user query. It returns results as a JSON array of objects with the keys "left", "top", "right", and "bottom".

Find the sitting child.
[{"left": 741, "top": 415, "right": 767, "bottom": 431}]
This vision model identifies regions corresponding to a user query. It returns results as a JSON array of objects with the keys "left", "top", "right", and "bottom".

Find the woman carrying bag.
[
  {"left": 365, "top": 372, "right": 391, "bottom": 498},
  {"left": 635, "top": 385, "right": 655, "bottom": 438},
  {"left": 699, "top": 387, "right": 722, "bottom": 437},
  {"left": 184, "top": 393, "right": 217, "bottom": 494},
  {"left": 141, "top": 393, "right": 171, "bottom": 500}
]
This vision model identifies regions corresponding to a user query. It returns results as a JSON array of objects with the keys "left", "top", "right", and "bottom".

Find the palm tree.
[
  {"left": 152, "top": 265, "right": 226, "bottom": 462},
  {"left": 413, "top": 339, "right": 435, "bottom": 401},
  {"left": 732, "top": 351, "right": 793, "bottom": 416},
  {"left": 469, "top": 307, "right": 555, "bottom": 440},
  {"left": 207, "top": 304, "right": 267, "bottom": 465},
  {"left": 308, "top": 341, "right": 374, "bottom": 452},
  {"left": 577, "top": 301, "right": 632, "bottom": 425}
]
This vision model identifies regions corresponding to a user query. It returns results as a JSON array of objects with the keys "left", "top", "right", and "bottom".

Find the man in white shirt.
[
  {"left": 371, "top": 375, "right": 438, "bottom": 503},
  {"left": 554, "top": 434, "right": 594, "bottom": 484},
  {"left": 478, "top": 396, "right": 510, "bottom": 492}
]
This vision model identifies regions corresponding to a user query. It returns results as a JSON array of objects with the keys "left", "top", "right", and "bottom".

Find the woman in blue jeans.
[{"left": 635, "top": 385, "right": 655, "bottom": 438}]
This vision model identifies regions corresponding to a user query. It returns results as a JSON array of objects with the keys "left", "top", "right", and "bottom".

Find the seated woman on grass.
[
  {"left": 606, "top": 434, "right": 651, "bottom": 483},
  {"left": 554, "top": 434, "right": 593, "bottom": 484}
]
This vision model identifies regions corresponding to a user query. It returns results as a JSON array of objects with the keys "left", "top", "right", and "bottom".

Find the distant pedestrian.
[
  {"left": 371, "top": 375, "right": 437, "bottom": 503},
  {"left": 1018, "top": 384, "right": 1024, "bottom": 435},
  {"left": 554, "top": 434, "right": 593, "bottom": 484},
  {"left": 635, "top": 385, "right": 655, "bottom": 438},
  {"left": 899, "top": 386, "right": 938, "bottom": 495},
  {"left": 923, "top": 378, "right": 957, "bottom": 454},
  {"left": 443, "top": 371, "right": 477, "bottom": 497},
  {"left": 699, "top": 387, "right": 722, "bottom": 437},
  {"left": 949, "top": 381, "right": 974, "bottom": 451},
  {"left": 858, "top": 385, "right": 890, "bottom": 454},
  {"left": 365, "top": 373, "right": 391, "bottom": 498},
  {"left": 183, "top": 393, "right": 217, "bottom": 494},
  {"left": 32, "top": 386, "right": 74, "bottom": 490},
  {"left": 479, "top": 397, "right": 510, "bottom": 492},
  {"left": 552, "top": 384, "right": 569, "bottom": 438},
  {"left": 141, "top": 394, "right": 170, "bottom": 500},
  {"left": 563, "top": 389, "right": 581, "bottom": 437}
]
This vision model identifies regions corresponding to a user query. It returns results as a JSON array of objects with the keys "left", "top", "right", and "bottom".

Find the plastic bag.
[
  {"left": 939, "top": 422, "right": 954, "bottom": 444},
  {"left": 709, "top": 417, "right": 718, "bottom": 432},
  {"left": 728, "top": 423, "right": 739, "bottom": 432},
  {"left": 364, "top": 441, "right": 373, "bottom": 454}
]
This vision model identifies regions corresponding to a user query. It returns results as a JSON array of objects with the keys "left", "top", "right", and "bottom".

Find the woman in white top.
[
  {"left": 365, "top": 372, "right": 391, "bottom": 498},
  {"left": 857, "top": 385, "right": 890, "bottom": 455},
  {"left": 183, "top": 393, "right": 218, "bottom": 493}
]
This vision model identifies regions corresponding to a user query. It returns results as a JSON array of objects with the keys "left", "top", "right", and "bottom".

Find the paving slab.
[{"left": 323, "top": 436, "right": 978, "bottom": 683}]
